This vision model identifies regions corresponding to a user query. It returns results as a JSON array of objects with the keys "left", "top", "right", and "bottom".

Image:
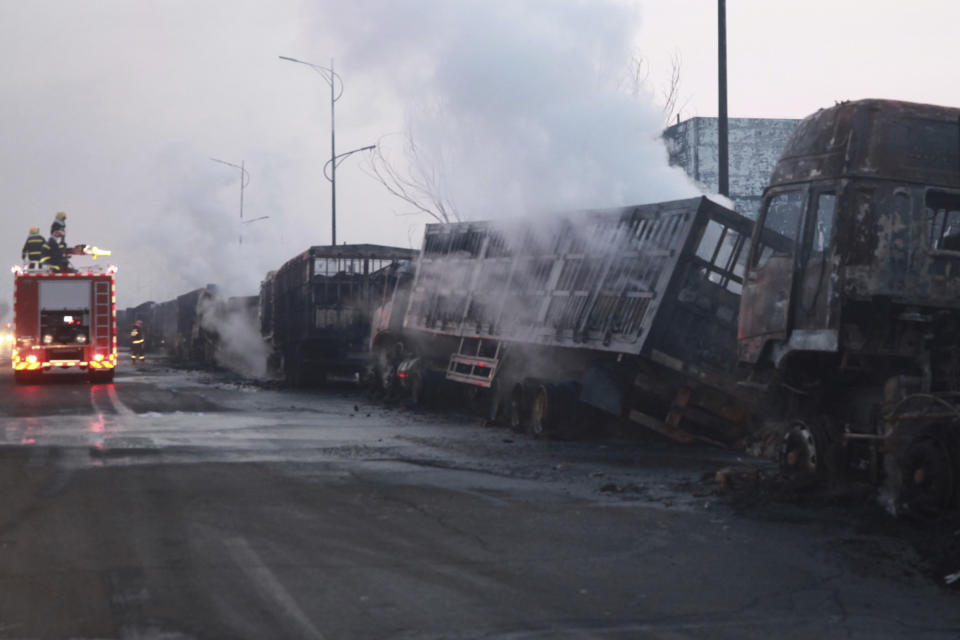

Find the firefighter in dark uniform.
[
  {"left": 21, "top": 227, "right": 46, "bottom": 264},
  {"left": 44, "top": 229, "right": 68, "bottom": 273},
  {"left": 50, "top": 211, "right": 66, "bottom": 239},
  {"left": 130, "top": 320, "right": 145, "bottom": 363}
]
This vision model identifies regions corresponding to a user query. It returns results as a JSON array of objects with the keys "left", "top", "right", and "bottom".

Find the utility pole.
[
  {"left": 718, "top": 0, "right": 729, "bottom": 197},
  {"left": 329, "top": 58, "right": 337, "bottom": 246}
]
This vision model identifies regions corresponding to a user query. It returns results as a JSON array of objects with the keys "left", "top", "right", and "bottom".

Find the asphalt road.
[{"left": 0, "top": 357, "right": 957, "bottom": 639}]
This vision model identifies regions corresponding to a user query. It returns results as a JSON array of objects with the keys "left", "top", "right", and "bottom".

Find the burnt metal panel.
[
  {"left": 771, "top": 99, "right": 960, "bottom": 191},
  {"left": 404, "top": 197, "right": 753, "bottom": 378}
]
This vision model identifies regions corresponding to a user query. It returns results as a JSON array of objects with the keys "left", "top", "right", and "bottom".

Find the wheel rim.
[
  {"left": 899, "top": 436, "right": 955, "bottom": 518},
  {"left": 780, "top": 423, "right": 819, "bottom": 485},
  {"left": 530, "top": 388, "right": 548, "bottom": 436}
]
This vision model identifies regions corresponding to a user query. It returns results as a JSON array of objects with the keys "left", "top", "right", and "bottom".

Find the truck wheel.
[
  {"left": 410, "top": 369, "right": 427, "bottom": 406},
  {"left": 529, "top": 384, "right": 555, "bottom": 438},
  {"left": 779, "top": 421, "right": 827, "bottom": 489},
  {"left": 508, "top": 384, "right": 525, "bottom": 432},
  {"left": 89, "top": 370, "right": 115, "bottom": 384},
  {"left": 897, "top": 428, "right": 957, "bottom": 519},
  {"left": 779, "top": 416, "right": 839, "bottom": 489}
]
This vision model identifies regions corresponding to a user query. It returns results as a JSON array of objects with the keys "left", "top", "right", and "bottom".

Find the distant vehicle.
[
  {"left": 260, "top": 244, "right": 417, "bottom": 385},
  {"left": 0, "top": 322, "right": 13, "bottom": 358},
  {"left": 140, "top": 285, "right": 218, "bottom": 365},
  {"left": 11, "top": 262, "right": 118, "bottom": 384}
]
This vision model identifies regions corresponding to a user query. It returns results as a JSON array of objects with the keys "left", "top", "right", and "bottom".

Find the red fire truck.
[{"left": 11, "top": 261, "right": 118, "bottom": 384}]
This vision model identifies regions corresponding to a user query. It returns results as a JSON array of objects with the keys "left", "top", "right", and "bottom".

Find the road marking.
[
  {"left": 106, "top": 384, "right": 137, "bottom": 417},
  {"left": 226, "top": 537, "right": 326, "bottom": 640}
]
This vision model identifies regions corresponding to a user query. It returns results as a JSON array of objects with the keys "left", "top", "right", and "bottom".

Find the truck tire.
[
  {"left": 529, "top": 384, "right": 555, "bottom": 438},
  {"left": 508, "top": 384, "right": 526, "bottom": 433},
  {"left": 528, "top": 382, "right": 583, "bottom": 440},
  {"left": 897, "top": 426, "right": 958, "bottom": 518},
  {"left": 779, "top": 418, "right": 841, "bottom": 490},
  {"left": 410, "top": 369, "right": 427, "bottom": 406}
]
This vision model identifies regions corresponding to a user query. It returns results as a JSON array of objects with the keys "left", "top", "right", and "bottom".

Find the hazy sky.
[{"left": 1, "top": 0, "right": 958, "bottom": 312}]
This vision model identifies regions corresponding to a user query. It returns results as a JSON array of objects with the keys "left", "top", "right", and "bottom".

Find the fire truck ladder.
[
  {"left": 93, "top": 281, "right": 111, "bottom": 353},
  {"left": 446, "top": 338, "right": 502, "bottom": 388}
]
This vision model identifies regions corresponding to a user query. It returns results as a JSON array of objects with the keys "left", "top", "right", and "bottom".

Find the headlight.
[
  {"left": 43, "top": 334, "right": 53, "bottom": 345},
  {"left": 76, "top": 335, "right": 87, "bottom": 343}
]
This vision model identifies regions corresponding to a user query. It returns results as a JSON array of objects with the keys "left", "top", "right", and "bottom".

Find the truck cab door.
[
  {"left": 738, "top": 188, "right": 806, "bottom": 363},
  {"left": 792, "top": 190, "right": 837, "bottom": 330}
]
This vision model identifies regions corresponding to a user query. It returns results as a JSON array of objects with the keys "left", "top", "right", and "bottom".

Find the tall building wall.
[{"left": 662, "top": 117, "right": 799, "bottom": 219}]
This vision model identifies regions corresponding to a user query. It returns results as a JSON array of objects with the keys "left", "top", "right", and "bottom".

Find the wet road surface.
[{"left": 0, "top": 358, "right": 958, "bottom": 638}]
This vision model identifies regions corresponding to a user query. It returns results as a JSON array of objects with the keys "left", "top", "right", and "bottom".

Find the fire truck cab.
[{"left": 11, "top": 261, "right": 118, "bottom": 384}]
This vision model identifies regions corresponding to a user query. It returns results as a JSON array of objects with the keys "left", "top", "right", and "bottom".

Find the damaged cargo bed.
[{"left": 373, "top": 196, "right": 759, "bottom": 445}]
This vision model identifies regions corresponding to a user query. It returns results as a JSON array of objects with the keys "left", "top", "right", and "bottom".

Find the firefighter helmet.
[
  {"left": 29, "top": 227, "right": 39, "bottom": 234},
  {"left": 56, "top": 212, "right": 66, "bottom": 220}
]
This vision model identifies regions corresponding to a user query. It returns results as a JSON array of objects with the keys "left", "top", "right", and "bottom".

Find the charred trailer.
[
  {"left": 739, "top": 99, "right": 960, "bottom": 515},
  {"left": 172, "top": 285, "right": 219, "bottom": 365},
  {"left": 149, "top": 298, "right": 179, "bottom": 356},
  {"left": 261, "top": 245, "right": 417, "bottom": 386},
  {"left": 373, "top": 197, "right": 758, "bottom": 445}
]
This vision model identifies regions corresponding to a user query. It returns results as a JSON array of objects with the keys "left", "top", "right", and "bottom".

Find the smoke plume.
[
  {"left": 318, "top": 0, "right": 698, "bottom": 220},
  {"left": 197, "top": 295, "right": 272, "bottom": 380}
]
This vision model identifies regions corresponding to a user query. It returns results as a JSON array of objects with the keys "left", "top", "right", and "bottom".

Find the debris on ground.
[
  {"left": 714, "top": 464, "right": 759, "bottom": 492},
  {"left": 743, "top": 421, "right": 788, "bottom": 459},
  {"left": 600, "top": 482, "right": 645, "bottom": 495}
]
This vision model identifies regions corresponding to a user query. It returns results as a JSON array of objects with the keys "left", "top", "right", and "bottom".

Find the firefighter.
[
  {"left": 21, "top": 227, "right": 46, "bottom": 263},
  {"left": 50, "top": 211, "right": 66, "bottom": 239},
  {"left": 44, "top": 230, "right": 68, "bottom": 273},
  {"left": 130, "top": 320, "right": 145, "bottom": 363}
]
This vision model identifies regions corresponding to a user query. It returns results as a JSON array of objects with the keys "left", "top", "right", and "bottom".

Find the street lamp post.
[
  {"left": 280, "top": 56, "right": 376, "bottom": 246},
  {"left": 210, "top": 158, "right": 251, "bottom": 220},
  {"left": 279, "top": 55, "right": 344, "bottom": 245},
  {"left": 323, "top": 143, "right": 377, "bottom": 198},
  {"left": 211, "top": 158, "right": 253, "bottom": 245}
]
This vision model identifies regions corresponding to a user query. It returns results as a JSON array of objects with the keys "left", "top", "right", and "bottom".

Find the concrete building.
[{"left": 663, "top": 117, "right": 800, "bottom": 219}]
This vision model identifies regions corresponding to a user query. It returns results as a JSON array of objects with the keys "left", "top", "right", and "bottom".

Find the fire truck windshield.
[{"left": 39, "top": 309, "right": 90, "bottom": 346}]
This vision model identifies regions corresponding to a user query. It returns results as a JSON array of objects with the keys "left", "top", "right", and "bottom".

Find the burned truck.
[
  {"left": 740, "top": 99, "right": 960, "bottom": 515},
  {"left": 260, "top": 244, "right": 417, "bottom": 385},
  {"left": 372, "top": 196, "right": 757, "bottom": 444},
  {"left": 143, "top": 285, "right": 220, "bottom": 365}
]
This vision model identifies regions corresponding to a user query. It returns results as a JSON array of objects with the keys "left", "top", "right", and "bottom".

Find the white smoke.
[
  {"left": 317, "top": 0, "right": 699, "bottom": 220},
  {"left": 197, "top": 295, "right": 273, "bottom": 380},
  {"left": 0, "top": 1, "right": 699, "bottom": 312}
]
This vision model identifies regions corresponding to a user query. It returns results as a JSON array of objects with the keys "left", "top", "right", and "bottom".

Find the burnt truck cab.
[
  {"left": 739, "top": 99, "right": 960, "bottom": 514},
  {"left": 740, "top": 99, "right": 960, "bottom": 374}
]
